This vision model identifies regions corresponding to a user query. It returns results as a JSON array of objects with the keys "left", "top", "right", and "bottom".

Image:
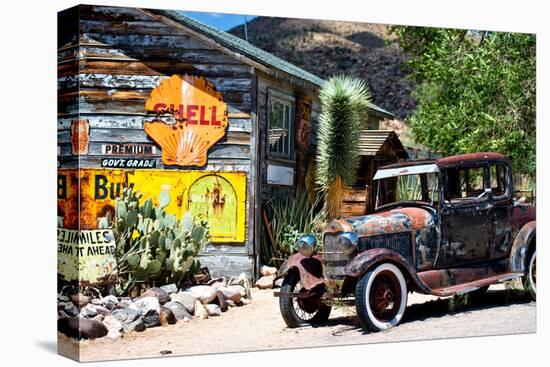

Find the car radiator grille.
[
  {"left": 322, "top": 233, "right": 351, "bottom": 281},
  {"left": 322, "top": 232, "right": 413, "bottom": 280},
  {"left": 357, "top": 232, "right": 413, "bottom": 263}
]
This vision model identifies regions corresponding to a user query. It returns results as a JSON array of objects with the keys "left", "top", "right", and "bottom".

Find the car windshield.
[{"left": 375, "top": 170, "right": 439, "bottom": 209}]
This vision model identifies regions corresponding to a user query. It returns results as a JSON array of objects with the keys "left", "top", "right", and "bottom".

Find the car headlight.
[
  {"left": 337, "top": 232, "right": 358, "bottom": 255},
  {"left": 297, "top": 235, "right": 317, "bottom": 257}
]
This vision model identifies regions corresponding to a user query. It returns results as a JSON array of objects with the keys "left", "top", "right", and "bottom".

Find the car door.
[
  {"left": 438, "top": 164, "right": 492, "bottom": 267},
  {"left": 488, "top": 162, "right": 513, "bottom": 259}
]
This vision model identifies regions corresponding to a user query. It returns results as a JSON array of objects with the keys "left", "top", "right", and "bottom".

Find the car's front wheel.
[
  {"left": 279, "top": 271, "right": 331, "bottom": 328},
  {"left": 355, "top": 263, "right": 408, "bottom": 332}
]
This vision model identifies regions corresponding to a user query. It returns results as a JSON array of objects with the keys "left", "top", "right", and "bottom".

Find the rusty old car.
[{"left": 275, "top": 152, "right": 536, "bottom": 331}]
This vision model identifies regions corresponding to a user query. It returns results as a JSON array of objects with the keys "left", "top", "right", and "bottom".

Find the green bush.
[{"left": 261, "top": 190, "right": 326, "bottom": 266}]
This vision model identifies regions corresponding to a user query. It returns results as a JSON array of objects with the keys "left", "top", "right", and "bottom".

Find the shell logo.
[{"left": 144, "top": 74, "right": 228, "bottom": 167}]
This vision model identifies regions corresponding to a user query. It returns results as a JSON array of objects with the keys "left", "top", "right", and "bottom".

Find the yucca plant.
[{"left": 317, "top": 75, "right": 371, "bottom": 219}]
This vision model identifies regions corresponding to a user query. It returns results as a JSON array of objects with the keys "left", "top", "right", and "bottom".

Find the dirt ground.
[{"left": 59, "top": 284, "right": 536, "bottom": 362}]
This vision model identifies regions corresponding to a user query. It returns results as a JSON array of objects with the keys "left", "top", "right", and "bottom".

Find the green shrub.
[
  {"left": 99, "top": 187, "right": 210, "bottom": 295},
  {"left": 262, "top": 189, "right": 326, "bottom": 266}
]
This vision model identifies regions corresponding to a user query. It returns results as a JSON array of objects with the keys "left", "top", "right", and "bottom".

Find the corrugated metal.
[{"left": 357, "top": 130, "right": 407, "bottom": 158}]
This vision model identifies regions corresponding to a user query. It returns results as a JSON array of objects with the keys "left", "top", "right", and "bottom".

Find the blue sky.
[{"left": 182, "top": 11, "right": 257, "bottom": 31}]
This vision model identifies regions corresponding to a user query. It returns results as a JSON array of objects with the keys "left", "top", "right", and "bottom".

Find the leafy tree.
[
  {"left": 391, "top": 27, "right": 536, "bottom": 176},
  {"left": 317, "top": 75, "right": 370, "bottom": 218}
]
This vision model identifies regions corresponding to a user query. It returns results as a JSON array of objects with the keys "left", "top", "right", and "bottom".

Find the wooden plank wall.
[{"left": 57, "top": 5, "right": 257, "bottom": 277}]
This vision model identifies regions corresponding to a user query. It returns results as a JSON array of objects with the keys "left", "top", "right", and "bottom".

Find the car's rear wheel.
[
  {"left": 524, "top": 250, "right": 536, "bottom": 300},
  {"left": 279, "top": 271, "right": 331, "bottom": 328},
  {"left": 355, "top": 263, "right": 408, "bottom": 332}
]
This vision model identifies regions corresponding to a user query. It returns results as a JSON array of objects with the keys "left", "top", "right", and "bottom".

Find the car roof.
[
  {"left": 436, "top": 152, "right": 509, "bottom": 168},
  {"left": 379, "top": 152, "right": 510, "bottom": 170}
]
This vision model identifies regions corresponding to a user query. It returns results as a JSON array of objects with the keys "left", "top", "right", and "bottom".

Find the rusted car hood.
[{"left": 326, "top": 207, "right": 435, "bottom": 237}]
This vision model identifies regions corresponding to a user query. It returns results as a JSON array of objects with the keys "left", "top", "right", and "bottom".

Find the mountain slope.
[{"left": 229, "top": 17, "right": 416, "bottom": 119}]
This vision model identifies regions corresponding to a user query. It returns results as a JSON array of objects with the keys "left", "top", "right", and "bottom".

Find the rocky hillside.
[{"left": 229, "top": 17, "right": 416, "bottom": 119}]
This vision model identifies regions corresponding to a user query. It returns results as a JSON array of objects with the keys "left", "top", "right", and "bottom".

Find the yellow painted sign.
[
  {"left": 57, "top": 229, "right": 117, "bottom": 283},
  {"left": 144, "top": 74, "right": 229, "bottom": 167},
  {"left": 57, "top": 169, "right": 247, "bottom": 242}
]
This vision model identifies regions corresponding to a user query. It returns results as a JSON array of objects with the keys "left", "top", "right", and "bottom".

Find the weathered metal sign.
[
  {"left": 100, "top": 158, "right": 156, "bottom": 168},
  {"left": 57, "top": 228, "right": 117, "bottom": 283},
  {"left": 144, "top": 74, "right": 229, "bottom": 167},
  {"left": 296, "top": 96, "right": 312, "bottom": 150},
  {"left": 57, "top": 168, "right": 246, "bottom": 242},
  {"left": 101, "top": 143, "right": 157, "bottom": 156},
  {"left": 70, "top": 119, "right": 90, "bottom": 155}
]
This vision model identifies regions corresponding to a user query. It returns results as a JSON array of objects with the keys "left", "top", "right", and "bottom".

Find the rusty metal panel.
[
  {"left": 57, "top": 168, "right": 247, "bottom": 242},
  {"left": 276, "top": 253, "right": 325, "bottom": 290}
]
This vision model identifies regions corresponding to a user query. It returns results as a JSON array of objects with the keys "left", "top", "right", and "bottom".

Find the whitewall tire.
[{"left": 355, "top": 263, "right": 408, "bottom": 332}]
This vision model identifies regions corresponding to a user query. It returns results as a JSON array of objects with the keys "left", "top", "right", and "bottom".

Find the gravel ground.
[{"left": 59, "top": 284, "right": 536, "bottom": 362}]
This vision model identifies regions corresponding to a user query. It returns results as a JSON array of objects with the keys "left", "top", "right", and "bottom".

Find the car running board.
[{"left": 428, "top": 272, "right": 523, "bottom": 297}]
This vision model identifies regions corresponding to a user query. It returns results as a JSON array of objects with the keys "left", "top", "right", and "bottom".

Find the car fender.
[
  {"left": 276, "top": 253, "right": 325, "bottom": 290},
  {"left": 344, "top": 248, "right": 432, "bottom": 294},
  {"left": 509, "top": 220, "right": 536, "bottom": 273}
]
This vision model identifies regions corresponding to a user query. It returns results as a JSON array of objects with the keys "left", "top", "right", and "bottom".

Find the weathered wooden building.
[
  {"left": 57, "top": 5, "right": 393, "bottom": 279},
  {"left": 342, "top": 130, "right": 408, "bottom": 216}
]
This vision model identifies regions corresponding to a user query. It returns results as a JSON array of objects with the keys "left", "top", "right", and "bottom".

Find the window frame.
[
  {"left": 488, "top": 162, "right": 511, "bottom": 201},
  {"left": 267, "top": 88, "right": 296, "bottom": 161},
  {"left": 442, "top": 163, "right": 490, "bottom": 206}
]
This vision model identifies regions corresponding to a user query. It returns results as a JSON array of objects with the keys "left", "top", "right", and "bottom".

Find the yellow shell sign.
[{"left": 144, "top": 74, "right": 228, "bottom": 167}]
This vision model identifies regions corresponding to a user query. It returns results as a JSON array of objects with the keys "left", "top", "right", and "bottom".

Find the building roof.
[
  {"left": 154, "top": 10, "right": 393, "bottom": 118},
  {"left": 357, "top": 130, "right": 408, "bottom": 158}
]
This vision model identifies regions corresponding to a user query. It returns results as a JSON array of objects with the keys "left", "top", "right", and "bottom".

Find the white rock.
[
  {"left": 208, "top": 277, "right": 227, "bottom": 289},
  {"left": 218, "top": 285, "right": 245, "bottom": 303},
  {"left": 260, "top": 265, "right": 278, "bottom": 276},
  {"left": 130, "top": 296, "right": 160, "bottom": 316},
  {"left": 103, "top": 315, "right": 123, "bottom": 339},
  {"left": 194, "top": 300, "right": 208, "bottom": 320},
  {"left": 187, "top": 285, "right": 218, "bottom": 304},
  {"left": 101, "top": 295, "right": 119, "bottom": 310},
  {"left": 255, "top": 275, "right": 275, "bottom": 289},
  {"left": 170, "top": 292, "right": 197, "bottom": 313},
  {"left": 117, "top": 299, "right": 133, "bottom": 309},
  {"left": 228, "top": 273, "right": 252, "bottom": 299},
  {"left": 81, "top": 304, "right": 98, "bottom": 318},
  {"left": 160, "top": 283, "right": 178, "bottom": 294},
  {"left": 204, "top": 304, "right": 222, "bottom": 316}
]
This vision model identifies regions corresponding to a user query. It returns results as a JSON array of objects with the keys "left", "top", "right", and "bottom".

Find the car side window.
[
  {"left": 444, "top": 165, "right": 487, "bottom": 203},
  {"left": 489, "top": 163, "right": 507, "bottom": 197}
]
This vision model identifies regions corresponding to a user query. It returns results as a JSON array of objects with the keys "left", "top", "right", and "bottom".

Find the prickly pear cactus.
[{"left": 99, "top": 187, "right": 211, "bottom": 294}]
